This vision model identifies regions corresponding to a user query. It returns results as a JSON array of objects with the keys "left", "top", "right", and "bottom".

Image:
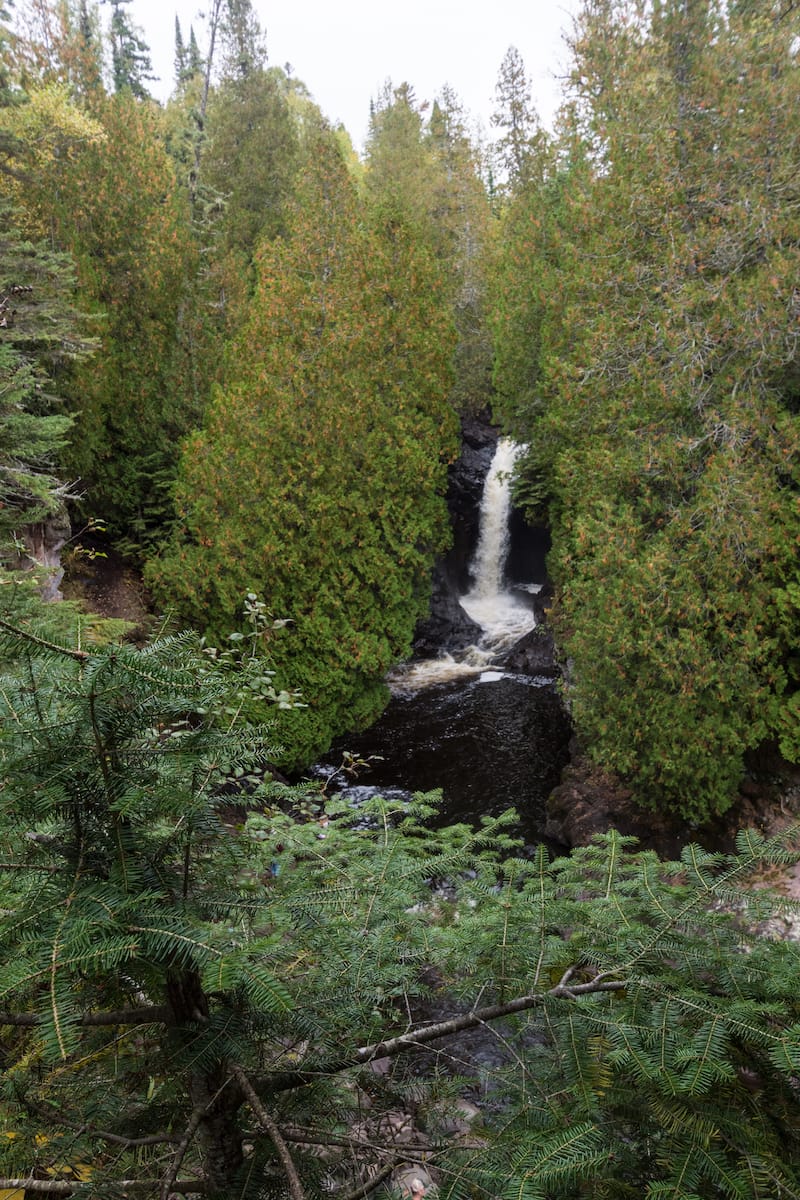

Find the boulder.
[{"left": 500, "top": 626, "right": 559, "bottom": 678}]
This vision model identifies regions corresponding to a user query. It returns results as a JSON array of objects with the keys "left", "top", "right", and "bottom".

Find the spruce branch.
[
  {"left": 0, "top": 862, "right": 61, "bottom": 872},
  {"left": 0, "top": 1005, "right": 173, "bottom": 1027},
  {"left": 0, "top": 617, "right": 89, "bottom": 661}
]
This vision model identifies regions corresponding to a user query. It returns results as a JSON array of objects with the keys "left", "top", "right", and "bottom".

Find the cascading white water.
[
  {"left": 316, "top": 434, "right": 570, "bottom": 836},
  {"left": 389, "top": 437, "right": 535, "bottom": 692},
  {"left": 464, "top": 438, "right": 519, "bottom": 601},
  {"left": 460, "top": 439, "right": 535, "bottom": 651}
]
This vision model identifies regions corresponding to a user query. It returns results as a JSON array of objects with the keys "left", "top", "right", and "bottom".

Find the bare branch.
[
  {"left": 335, "top": 1160, "right": 397, "bottom": 1200},
  {"left": 0, "top": 1005, "right": 173, "bottom": 1027},
  {"left": 281, "top": 1127, "right": 434, "bottom": 1155},
  {"left": 22, "top": 1102, "right": 179, "bottom": 1149},
  {"left": 92, "top": 1131, "right": 180, "bottom": 1149},
  {"left": 160, "top": 1105, "right": 206, "bottom": 1200},
  {"left": 230, "top": 1065, "right": 305, "bottom": 1200},
  {"left": 269, "top": 974, "right": 625, "bottom": 1091}
]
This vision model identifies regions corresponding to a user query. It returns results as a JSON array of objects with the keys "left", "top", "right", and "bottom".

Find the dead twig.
[{"left": 230, "top": 1064, "right": 305, "bottom": 1200}]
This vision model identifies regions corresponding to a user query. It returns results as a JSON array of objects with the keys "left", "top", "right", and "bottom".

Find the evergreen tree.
[
  {"left": 202, "top": 58, "right": 299, "bottom": 260},
  {"left": 366, "top": 81, "right": 432, "bottom": 232},
  {"left": 491, "top": 44, "right": 540, "bottom": 188},
  {"left": 426, "top": 86, "right": 495, "bottom": 413},
  {"left": 186, "top": 24, "right": 202, "bottom": 78},
  {"left": 173, "top": 14, "right": 185, "bottom": 88},
  {"left": 32, "top": 91, "right": 198, "bottom": 548},
  {"left": 106, "top": 0, "right": 153, "bottom": 98},
  {"left": 10, "top": 0, "right": 103, "bottom": 100},
  {"left": 164, "top": 0, "right": 304, "bottom": 416},
  {"left": 71, "top": 0, "right": 103, "bottom": 101},
  {"left": 0, "top": 206, "right": 92, "bottom": 556},
  {"left": 367, "top": 81, "right": 494, "bottom": 415},
  {"left": 493, "top": 0, "right": 800, "bottom": 818},
  {"left": 0, "top": 26, "right": 95, "bottom": 574},
  {"left": 0, "top": 339, "right": 71, "bottom": 554},
  {"left": 218, "top": 0, "right": 266, "bottom": 79},
  {"left": 0, "top": 614, "right": 799, "bottom": 1197},
  {"left": 147, "top": 134, "right": 458, "bottom": 766}
]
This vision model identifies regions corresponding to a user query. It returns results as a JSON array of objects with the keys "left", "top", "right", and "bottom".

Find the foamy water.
[{"left": 390, "top": 439, "right": 535, "bottom": 694}]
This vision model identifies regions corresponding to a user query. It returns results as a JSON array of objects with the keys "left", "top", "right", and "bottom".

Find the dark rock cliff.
[{"left": 413, "top": 415, "right": 498, "bottom": 655}]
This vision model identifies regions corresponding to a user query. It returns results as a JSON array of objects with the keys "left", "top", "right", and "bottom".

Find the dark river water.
[{"left": 316, "top": 670, "right": 571, "bottom": 847}]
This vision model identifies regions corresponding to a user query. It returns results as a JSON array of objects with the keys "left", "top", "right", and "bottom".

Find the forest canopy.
[
  {"left": 0, "top": 0, "right": 797, "bottom": 810},
  {"left": 1, "top": 0, "right": 800, "bottom": 1195}
]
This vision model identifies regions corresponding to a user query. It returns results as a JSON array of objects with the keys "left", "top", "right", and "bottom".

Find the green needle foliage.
[
  {"left": 0, "top": 616, "right": 799, "bottom": 1198},
  {"left": 0, "top": 202, "right": 93, "bottom": 571},
  {"left": 491, "top": 0, "right": 800, "bottom": 819},
  {"left": 148, "top": 132, "right": 459, "bottom": 767},
  {"left": 42, "top": 92, "right": 199, "bottom": 549}
]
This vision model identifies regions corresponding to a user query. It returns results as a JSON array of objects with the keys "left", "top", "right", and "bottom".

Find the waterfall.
[
  {"left": 315, "top": 434, "right": 569, "bottom": 835},
  {"left": 389, "top": 437, "right": 535, "bottom": 692},
  {"left": 465, "top": 438, "right": 519, "bottom": 600},
  {"left": 460, "top": 438, "right": 534, "bottom": 648}
]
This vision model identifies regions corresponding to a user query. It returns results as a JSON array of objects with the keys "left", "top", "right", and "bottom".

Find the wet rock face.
[
  {"left": 414, "top": 414, "right": 498, "bottom": 655},
  {"left": 545, "top": 742, "right": 800, "bottom": 859},
  {"left": 448, "top": 415, "right": 500, "bottom": 588},
  {"left": 415, "top": 417, "right": 554, "bottom": 657},
  {"left": 499, "top": 625, "right": 559, "bottom": 679},
  {"left": 13, "top": 511, "right": 72, "bottom": 600},
  {"left": 544, "top": 745, "right": 696, "bottom": 858},
  {"left": 415, "top": 416, "right": 510, "bottom": 653},
  {"left": 412, "top": 561, "right": 483, "bottom": 656},
  {"left": 507, "top": 510, "right": 550, "bottom": 590}
]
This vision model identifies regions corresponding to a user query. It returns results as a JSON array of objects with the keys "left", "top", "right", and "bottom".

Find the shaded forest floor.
[{"left": 62, "top": 547, "right": 154, "bottom": 636}]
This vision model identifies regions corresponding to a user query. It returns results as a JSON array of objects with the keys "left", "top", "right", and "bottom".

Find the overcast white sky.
[{"left": 128, "top": 0, "right": 580, "bottom": 150}]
